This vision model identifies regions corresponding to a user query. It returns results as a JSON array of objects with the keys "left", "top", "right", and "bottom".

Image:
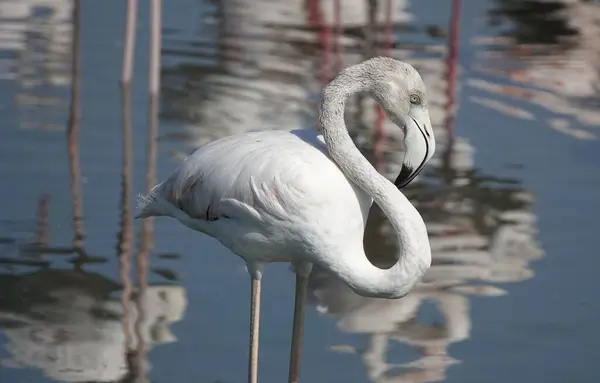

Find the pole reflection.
[
  {"left": 66, "top": 0, "right": 85, "bottom": 263},
  {"left": 0, "top": 1, "right": 186, "bottom": 381}
]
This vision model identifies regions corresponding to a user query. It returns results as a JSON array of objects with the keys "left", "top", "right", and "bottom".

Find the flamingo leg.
[
  {"left": 248, "top": 273, "right": 262, "bottom": 383},
  {"left": 288, "top": 262, "right": 313, "bottom": 383}
]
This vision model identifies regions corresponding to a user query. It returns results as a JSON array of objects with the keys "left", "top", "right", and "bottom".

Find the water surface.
[{"left": 1, "top": 0, "right": 599, "bottom": 382}]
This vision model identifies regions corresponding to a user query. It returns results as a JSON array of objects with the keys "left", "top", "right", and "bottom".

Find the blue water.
[{"left": 0, "top": 0, "right": 599, "bottom": 382}]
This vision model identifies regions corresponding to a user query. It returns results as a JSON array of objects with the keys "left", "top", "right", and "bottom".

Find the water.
[{"left": 0, "top": 0, "right": 599, "bottom": 382}]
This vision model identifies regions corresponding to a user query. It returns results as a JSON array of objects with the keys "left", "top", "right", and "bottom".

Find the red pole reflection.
[
  {"left": 374, "top": 0, "right": 393, "bottom": 171},
  {"left": 445, "top": 0, "right": 461, "bottom": 138}
]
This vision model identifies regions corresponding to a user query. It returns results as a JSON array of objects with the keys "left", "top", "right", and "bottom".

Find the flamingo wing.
[{"left": 137, "top": 129, "right": 336, "bottom": 223}]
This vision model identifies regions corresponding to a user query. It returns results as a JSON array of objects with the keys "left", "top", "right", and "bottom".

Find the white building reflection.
[
  {"left": 0, "top": 0, "right": 73, "bottom": 131},
  {"left": 0, "top": 146, "right": 186, "bottom": 383},
  {"left": 161, "top": 0, "right": 414, "bottom": 153},
  {"left": 0, "top": 269, "right": 186, "bottom": 382},
  {"left": 468, "top": 0, "right": 600, "bottom": 140},
  {"left": 0, "top": 122, "right": 186, "bottom": 383}
]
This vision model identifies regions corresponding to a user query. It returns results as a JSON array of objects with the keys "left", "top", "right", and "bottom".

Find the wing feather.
[{"left": 137, "top": 130, "right": 333, "bottom": 222}]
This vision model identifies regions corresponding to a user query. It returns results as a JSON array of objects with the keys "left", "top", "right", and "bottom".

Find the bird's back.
[{"left": 138, "top": 129, "right": 371, "bottom": 260}]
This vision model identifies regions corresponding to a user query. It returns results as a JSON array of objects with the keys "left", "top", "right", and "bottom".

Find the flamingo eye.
[{"left": 410, "top": 94, "right": 421, "bottom": 105}]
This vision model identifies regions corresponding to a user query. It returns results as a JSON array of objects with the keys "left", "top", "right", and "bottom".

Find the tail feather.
[
  {"left": 136, "top": 183, "right": 168, "bottom": 219},
  {"left": 136, "top": 182, "right": 212, "bottom": 235}
]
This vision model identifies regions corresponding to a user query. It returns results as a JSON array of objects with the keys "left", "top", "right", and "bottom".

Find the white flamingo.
[{"left": 136, "top": 56, "right": 435, "bottom": 383}]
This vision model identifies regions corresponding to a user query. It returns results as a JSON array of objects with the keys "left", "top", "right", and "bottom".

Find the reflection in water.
[
  {"left": 162, "top": 1, "right": 313, "bottom": 150},
  {"left": 0, "top": 2, "right": 186, "bottom": 381},
  {"left": 129, "top": 1, "right": 162, "bottom": 377},
  {"left": 158, "top": 0, "right": 543, "bottom": 381},
  {"left": 308, "top": 145, "right": 542, "bottom": 380},
  {"left": 160, "top": 0, "right": 414, "bottom": 153},
  {"left": 0, "top": 270, "right": 185, "bottom": 382},
  {"left": 0, "top": 0, "right": 73, "bottom": 131},
  {"left": 5, "top": 0, "right": 592, "bottom": 380},
  {"left": 305, "top": 2, "right": 544, "bottom": 381},
  {"left": 66, "top": 0, "right": 84, "bottom": 257},
  {"left": 470, "top": 0, "right": 600, "bottom": 140}
]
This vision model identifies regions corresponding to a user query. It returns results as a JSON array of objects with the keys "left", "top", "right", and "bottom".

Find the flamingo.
[{"left": 136, "top": 56, "right": 435, "bottom": 383}]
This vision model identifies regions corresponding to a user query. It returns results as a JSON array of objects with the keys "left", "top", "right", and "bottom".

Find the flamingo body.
[
  {"left": 138, "top": 129, "right": 372, "bottom": 266},
  {"left": 137, "top": 56, "right": 435, "bottom": 383}
]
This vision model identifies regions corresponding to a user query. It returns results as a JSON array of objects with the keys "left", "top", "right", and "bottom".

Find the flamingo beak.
[{"left": 394, "top": 107, "right": 434, "bottom": 188}]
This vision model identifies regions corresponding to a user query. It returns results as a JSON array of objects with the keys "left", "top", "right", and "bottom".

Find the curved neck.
[{"left": 318, "top": 62, "right": 431, "bottom": 299}]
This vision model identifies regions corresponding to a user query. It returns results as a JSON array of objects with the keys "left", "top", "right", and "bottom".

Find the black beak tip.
[{"left": 394, "top": 164, "right": 414, "bottom": 189}]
